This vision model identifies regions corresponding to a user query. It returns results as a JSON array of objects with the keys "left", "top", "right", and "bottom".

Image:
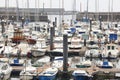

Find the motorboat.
[
  {"left": 72, "top": 70, "right": 92, "bottom": 80},
  {"left": 76, "top": 60, "right": 92, "bottom": 68},
  {"left": 32, "top": 56, "right": 50, "bottom": 67},
  {"left": 38, "top": 67, "right": 58, "bottom": 80},
  {"left": 97, "top": 60, "right": 113, "bottom": 68},
  {"left": 9, "top": 58, "right": 25, "bottom": 66}
]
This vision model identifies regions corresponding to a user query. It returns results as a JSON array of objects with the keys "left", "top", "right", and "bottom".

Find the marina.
[{"left": 1, "top": 0, "right": 120, "bottom": 80}]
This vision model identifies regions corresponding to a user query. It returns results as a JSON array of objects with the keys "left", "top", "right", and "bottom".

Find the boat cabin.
[{"left": 11, "top": 28, "right": 25, "bottom": 43}]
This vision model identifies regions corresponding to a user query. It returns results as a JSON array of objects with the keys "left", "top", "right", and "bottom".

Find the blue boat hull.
[
  {"left": 10, "top": 63, "right": 23, "bottom": 66},
  {"left": 39, "top": 75, "right": 56, "bottom": 80},
  {"left": 101, "top": 66, "right": 113, "bottom": 68},
  {"left": 73, "top": 76, "right": 92, "bottom": 80}
]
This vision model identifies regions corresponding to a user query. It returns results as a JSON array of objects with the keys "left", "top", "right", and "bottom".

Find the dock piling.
[
  {"left": 63, "top": 34, "right": 68, "bottom": 72},
  {"left": 50, "top": 27, "right": 54, "bottom": 50},
  {"left": 1, "top": 20, "right": 5, "bottom": 34}
]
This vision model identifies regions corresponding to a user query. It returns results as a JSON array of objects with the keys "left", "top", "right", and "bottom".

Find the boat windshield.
[{"left": 44, "top": 71, "right": 55, "bottom": 74}]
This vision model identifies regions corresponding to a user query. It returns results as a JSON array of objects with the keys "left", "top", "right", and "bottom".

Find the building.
[
  {"left": 0, "top": 7, "right": 65, "bottom": 21},
  {"left": 76, "top": 12, "right": 120, "bottom": 22}
]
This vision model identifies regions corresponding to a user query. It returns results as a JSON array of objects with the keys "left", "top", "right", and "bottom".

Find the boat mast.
[
  {"left": 27, "top": 0, "right": 30, "bottom": 21},
  {"left": 50, "top": 0, "right": 52, "bottom": 20},
  {"left": 22, "top": 0, "right": 25, "bottom": 18},
  {"left": 80, "top": 2, "right": 82, "bottom": 12},
  {"left": 86, "top": 0, "right": 89, "bottom": 19},
  {"left": 38, "top": 0, "right": 40, "bottom": 21},
  {"left": 43, "top": 3, "right": 45, "bottom": 15},
  {"left": 111, "top": 0, "right": 113, "bottom": 25},
  {"left": 95, "top": 0, "right": 97, "bottom": 20},
  {"left": 61, "top": 0, "right": 64, "bottom": 35},
  {"left": 5, "top": 0, "right": 9, "bottom": 21},
  {"left": 98, "top": 0, "right": 99, "bottom": 21},
  {"left": 35, "top": 0, "right": 37, "bottom": 21},
  {"left": 16, "top": 0, "right": 19, "bottom": 22},
  {"left": 59, "top": 0, "right": 62, "bottom": 36},
  {"left": 72, "top": 0, "right": 76, "bottom": 25},
  {"left": 62, "top": 0, "right": 64, "bottom": 23},
  {"left": 108, "top": 0, "right": 110, "bottom": 23}
]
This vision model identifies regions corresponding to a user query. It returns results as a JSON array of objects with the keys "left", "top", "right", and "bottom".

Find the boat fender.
[
  {"left": 27, "top": 51, "right": 32, "bottom": 58},
  {"left": 98, "top": 39, "right": 101, "bottom": 47},
  {"left": 98, "top": 39, "right": 101, "bottom": 43},
  {"left": 67, "top": 63, "right": 69, "bottom": 67}
]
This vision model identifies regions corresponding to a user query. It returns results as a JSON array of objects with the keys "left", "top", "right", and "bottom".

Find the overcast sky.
[{"left": 0, "top": 0, "right": 120, "bottom": 12}]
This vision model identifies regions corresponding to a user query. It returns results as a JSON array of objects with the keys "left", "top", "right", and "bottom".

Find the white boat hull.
[{"left": 31, "top": 49, "right": 46, "bottom": 57}]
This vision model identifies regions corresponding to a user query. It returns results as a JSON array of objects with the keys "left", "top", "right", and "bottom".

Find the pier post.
[
  {"left": 21, "top": 17, "right": 25, "bottom": 28},
  {"left": 90, "top": 18, "right": 92, "bottom": 31},
  {"left": 1, "top": 20, "right": 5, "bottom": 34},
  {"left": 53, "top": 22, "right": 55, "bottom": 36},
  {"left": 99, "top": 16, "right": 102, "bottom": 30},
  {"left": 84, "top": 39, "right": 86, "bottom": 46},
  {"left": 55, "top": 17, "right": 57, "bottom": 27},
  {"left": 50, "top": 27, "right": 54, "bottom": 50},
  {"left": 90, "top": 53, "right": 93, "bottom": 61},
  {"left": 63, "top": 34, "right": 68, "bottom": 72}
]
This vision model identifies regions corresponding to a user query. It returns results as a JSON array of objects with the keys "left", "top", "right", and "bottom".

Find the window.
[
  {"left": 107, "top": 46, "right": 110, "bottom": 50},
  {"left": 112, "top": 46, "right": 114, "bottom": 50}
]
